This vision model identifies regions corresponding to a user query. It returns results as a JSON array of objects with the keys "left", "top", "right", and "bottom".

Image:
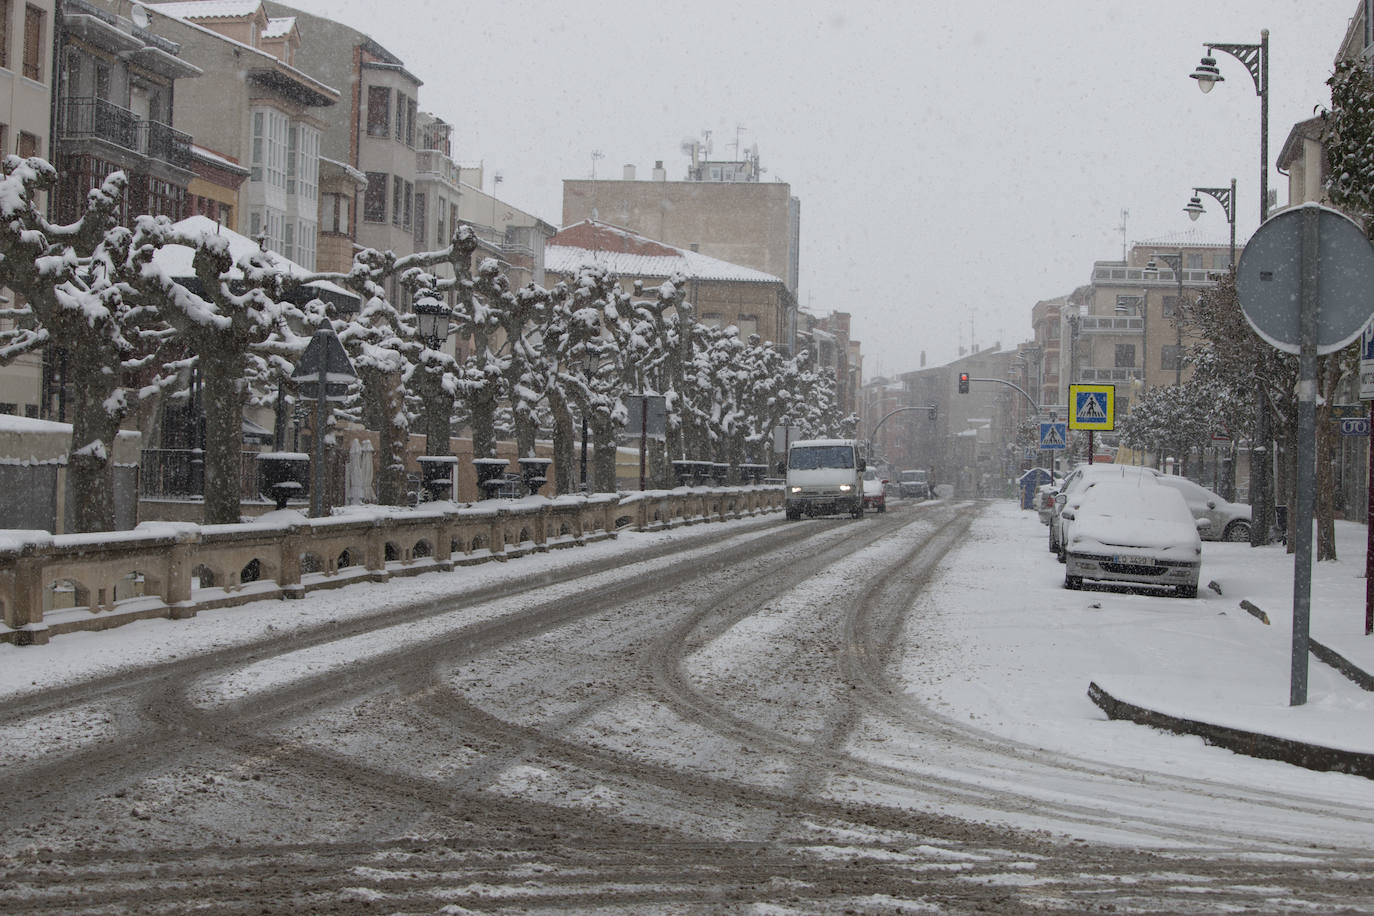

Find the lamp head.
[
  {"left": 1184, "top": 195, "right": 1205, "bottom": 221},
  {"left": 1191, "top": 56, "right": 1223, "bottom": 93}
]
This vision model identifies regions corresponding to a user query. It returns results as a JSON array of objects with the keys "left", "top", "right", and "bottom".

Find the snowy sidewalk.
[{"left": 910, "top": 501, "right": 1374, "bottom": 781}]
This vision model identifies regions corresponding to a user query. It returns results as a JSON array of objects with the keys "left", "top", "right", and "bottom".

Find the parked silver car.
[
  {"left": 1049, "top": 464, "right": 1162, "bottom": 561},
  {"left": 1062, "top": 478, "right": 1205, "bottom": 598},
  {"left": 1152, "top": 476, "right": 1251, "bottom": 542}
]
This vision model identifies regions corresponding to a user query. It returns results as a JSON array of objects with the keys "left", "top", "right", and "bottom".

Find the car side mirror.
[
  {"left": 1207, "top": 500, "right": 1216, "bottom": 509},
  {"left": 1061, "top": 509, "right": 1075, "bottom": 521},
  {"left": 1055, "top": 493, "right": 1066, "bottom": 509},
  {"left": 1196, "top": 518, "right": 1212, "bottom": 530}
]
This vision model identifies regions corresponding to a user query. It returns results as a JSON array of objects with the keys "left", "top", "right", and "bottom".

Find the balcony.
[
  {"left": 1079, "top": 315, "right": 1143, "bottom": 333},
  {"left": 1076, "top": 367, "right": 1143, "bottom": 383},
  {"left": 415, "top": 149, "right": 462, "bottom": 186},
  {"left": 60, "top": 98, "right": 192, "bottom": 169}
]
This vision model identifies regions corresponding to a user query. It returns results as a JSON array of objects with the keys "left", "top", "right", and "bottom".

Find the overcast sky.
[{"left": 282, "top": 0, "right": 1357, "bottom": 381}]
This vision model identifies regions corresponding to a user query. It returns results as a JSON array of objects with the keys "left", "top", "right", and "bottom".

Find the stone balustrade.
[{"left": 0, "top": 487, "right": 782, "bottom": 645}]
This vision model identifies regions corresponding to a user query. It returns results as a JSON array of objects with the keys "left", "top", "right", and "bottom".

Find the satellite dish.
[{"left": 131, "top": 4, "right": 149, "bottom": 26}]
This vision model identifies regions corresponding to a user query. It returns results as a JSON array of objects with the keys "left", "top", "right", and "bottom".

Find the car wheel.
[
  {"left": 1222, "top": 520, "right": 1251, "bottom": 542},
  {"left": 877, "top": 503, "right": 885, "bottom": 513},
  {"left": 1177, "top": 584, "right": 1198, "bottom": 598},
  {"left": 785, "top": 507, "right": 801, "bottom": 520},
  {"left": 1056, "top": 545, "right": 1065, "bottom": 564},
  {"left": 1065, "top": 574, "right": 1082, "bottom": 590},
  {"left": 1048, "top": 530, "right": 1058, "bottom": 553}
]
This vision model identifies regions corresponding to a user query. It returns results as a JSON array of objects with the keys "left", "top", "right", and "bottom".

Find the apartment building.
[
  {"left": 561, "top": 150, "right": 801, "bottom": 353},
  {"left": 0, "top": 0, "right": 55, "bottom": 418},
  {"left": 146, "top": 0, "right": 337, "bottom": 269},
  {"left": 546, "top": 219, "right": 792, "bottom": 349},
  {"left": 1067, "top": 235, "right": 1226, "bottom": 420}
]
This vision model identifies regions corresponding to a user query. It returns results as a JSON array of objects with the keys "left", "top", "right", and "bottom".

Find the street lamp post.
[
  {"left": 1184, "top": 177, "right": 1239, "bottom": 267},
  {"left": 1192, "top": 30, "right": 1271, "bottom": 545},
  {"left": 1151, "top": 252, "right": 1186, "bottom": 387}
]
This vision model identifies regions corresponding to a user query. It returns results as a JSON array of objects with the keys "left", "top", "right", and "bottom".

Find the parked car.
[
  {"left": 898, "top": 469, "right": 930, "bottom": 499},
  {"left": 862, "top": 469, "right": 887, "bottom": 513},
  {"left": 1049, "top": 464, "right": 1162, "bottom": 560},
  {"left": 1061, "top": 478, "right": 1205, "bottom": 598},
  {"left": 1035, "top": 482, "right": 1059, "bottom": 525},
  {"left": 1153, "top": 476, "right": 1251, "bottom": 542}
]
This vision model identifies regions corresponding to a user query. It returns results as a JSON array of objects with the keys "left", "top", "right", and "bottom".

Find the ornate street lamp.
[
  {"left": 412, "top": 297, "right": 452, "bottom": 351},
  {"left": 1191, "top": 30, "right": 1270, "bottom": 545},
  {"left": 1184, "top": 178, "right": 1238, "bottom": 266}
]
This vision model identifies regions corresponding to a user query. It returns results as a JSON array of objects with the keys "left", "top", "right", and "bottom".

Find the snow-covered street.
[{"left": 1, "top": 497, "right": 1373, "bottom": 913}]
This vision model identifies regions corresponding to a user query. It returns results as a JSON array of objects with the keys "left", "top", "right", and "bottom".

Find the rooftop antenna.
[
  {"left": 731, "top": 123, "right": 747, "bottom": 158},
  {"left": 1118, "top": 208, "right": 1129, "bottom": 262},
  {"left": 590, "top": 150, "right": 604, "bottom": 179}
]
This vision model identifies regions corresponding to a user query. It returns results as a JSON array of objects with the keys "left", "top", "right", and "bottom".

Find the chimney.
[
  {"left": 623, "top": 164, "right": 636, "bottom": 180},
  {"left": 653, "top": 160, "right": 667, "bottom": 181}
]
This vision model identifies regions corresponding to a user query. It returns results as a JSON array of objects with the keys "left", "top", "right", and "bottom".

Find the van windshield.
[{"left": 789, "top": 446, "right": 855, "bottom": 470}]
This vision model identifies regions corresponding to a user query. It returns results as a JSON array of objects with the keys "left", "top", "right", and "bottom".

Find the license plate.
[{"left": 1115, "top": 554, "right": 1156, "bottom": 566}]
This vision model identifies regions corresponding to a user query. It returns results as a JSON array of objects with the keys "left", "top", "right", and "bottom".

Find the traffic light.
[
  {"left": 928, "top": 403, "right": 937, "bottom": 421},
  {"left": 958, "top": 372, "right": 969, "bottom": 394}
]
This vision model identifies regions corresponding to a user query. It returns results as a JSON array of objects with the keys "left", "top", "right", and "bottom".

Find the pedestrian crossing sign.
[
  {"left": 1068, "top": 384, "right": 1115, "bottom": 431},
  {"left": 1039, "top": 421, "right": 1067, "bottom": 450}
]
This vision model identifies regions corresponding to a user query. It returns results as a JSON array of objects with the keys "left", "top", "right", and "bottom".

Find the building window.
[
  {"left": 1114, "top": 344, "right": 1136, "bottom": 368},
  {"left": 391, "top": 176, "right": 412, "bottom": 230},
  {"left": 0, "top": 402, "right": 14, "bottom": 414},
  {"left": 363, "top": 171, "right": 387, "bottom": 222},
  {"left": 295, "top": 219, "right": 316, "bottom": 270},
  {"left": 1187, "top": 253, "right": 1203, "bottom": 270},
  {"left": 394, "top": 92, "right": 406, "bottom": 143},
  {"left": 405, "top": 96, "right": 416, "bottom": 147},
  {"left": 366, "top": 86, "right": 390, "bottom": 137},
  {"left": 414, "top": 191, "right": 426, "bottom": 246},
  {"left": 251, "top": 109, "right": 287, "bottom": 188},
  {"left": 0, "top": 0, "right": 10, "bottom": 70},
  {"left": 323, "top": 192, "right": 350, "bottom": 233},
  {"left": 436, "top": 194, "right": 446, "bottom": 242},
  {"left": 24, "top": 403, "right": 37, "bottom": 418},
  {"left": 1161, "top": 344, "right": 1183, "bottom": 371},
  {"left": 283, "top": 220, "right": 294, "bottom": 262},
  {"left": 297, "top": 125, "right": 318, "bottom": 202},
  {"left": 22, "top": 4, "right": 42, "bottom": 81},
  {"left": 286, "top": 126, "right": 297, "bottom": 194}
]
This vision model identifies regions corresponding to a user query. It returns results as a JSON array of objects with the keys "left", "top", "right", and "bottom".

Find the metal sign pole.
[
  {"left": 1368, "top": 398, "right": 1374, "bottom": 636},
  {"left": 1290, "top": 206, "right": 1319, "bottom": 706},
  {"left": 312, "top": 361, "right": 327, "bottom": 518},
  {"left": 639, "top": 399, "right": 648, "bottom": 491}
]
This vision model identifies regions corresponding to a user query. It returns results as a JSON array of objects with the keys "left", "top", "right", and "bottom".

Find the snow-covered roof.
[
  {"left": 547, "top": 220, "right": 783, "bottom": 285},
  {"left": 191, "top": 144, "right": 249, "bottom": 174},
  {"left": 1133, "top": 228, "right": 1242, "bottom": 250},
  {"left": 263, "top": 16, "right": 295, "bottom": 38},
  {"left": 150, "top": 0, "right": 262, "bottom": 19},
  {"left": 155, "top": 215, "right": 356, "bottom": 304}
]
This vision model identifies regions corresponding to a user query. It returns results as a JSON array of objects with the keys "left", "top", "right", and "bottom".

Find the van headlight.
[{"left": 839, "top": 484, "right": 853, "bottom": 492}]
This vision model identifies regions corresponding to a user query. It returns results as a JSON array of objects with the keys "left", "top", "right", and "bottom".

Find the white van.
[{"left": 783, "top": 438, "right": 865, "bottom": 519}]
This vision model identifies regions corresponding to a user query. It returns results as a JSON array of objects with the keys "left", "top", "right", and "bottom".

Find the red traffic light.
[{"left": 958, "top": 372, "right": 970, "bottom": 394}]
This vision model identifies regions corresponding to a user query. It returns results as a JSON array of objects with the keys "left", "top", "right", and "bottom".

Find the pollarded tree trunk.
[
  {"left": 469, "top": 390, "right": 498, "bottom": 460},
  {"left": 360, "top": 365, "right": 409, "bottom": 505},
  {"left": 200, "top": 356, "right": 246, "bottom": 525},
  {"left": 592, "top": 414, "right": 618, "bottom": 492},
  {"left": 546, "top": 388, "right": 577, "bottom": 495},
  {"left": 416, "top": 364, "right": 454, "bottom": 458},
  {"left": 1316, "top": 405, "right": 1338, "bottom": 561},
  {"left": 66, "top": 344, "right": 122, "bottom": 533}
]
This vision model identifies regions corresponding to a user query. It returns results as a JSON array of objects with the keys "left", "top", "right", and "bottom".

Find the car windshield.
[{"left": 789, "top": 446, "right": 854, "bottom": 470}]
